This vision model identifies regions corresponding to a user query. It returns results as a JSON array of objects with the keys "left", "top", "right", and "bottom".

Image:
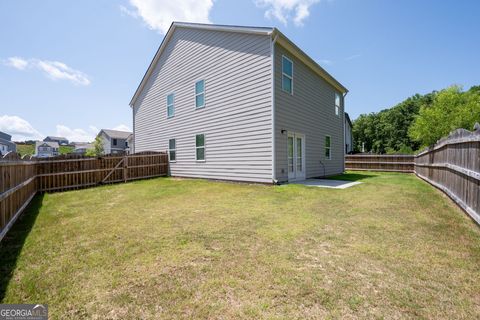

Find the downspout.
[
  {"left": 132, "top": 104, "right": 136, "bottom": 154},
  {"left": 271, "top": 32, "right": 279, "bottom": 184},
  {"left": 342, "top": 92, "right": 348, "bottom": 172}
]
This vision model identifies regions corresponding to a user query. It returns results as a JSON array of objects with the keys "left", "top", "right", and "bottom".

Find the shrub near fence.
[{"left": 0, "top": 152, "right": 168, "bottom": 241}]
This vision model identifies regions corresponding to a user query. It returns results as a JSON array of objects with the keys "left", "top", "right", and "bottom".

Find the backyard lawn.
[
  {"left": 15, "top": 144, "right": 74, "bottom": 157},
  {"left": 1, "top": 172, "right": 479, "bottom": 319}
]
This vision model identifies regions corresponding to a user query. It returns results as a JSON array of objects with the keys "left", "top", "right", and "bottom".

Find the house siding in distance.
[{"left": 133, "top": 27, "right": 273, "bottom": 183}]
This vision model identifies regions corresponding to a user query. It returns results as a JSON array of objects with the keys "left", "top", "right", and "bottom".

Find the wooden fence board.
[
  {"left": 415, "top": 125, "right": 480, "bottom": 224},
  {"left": 345, "top": 155, "right": 415, "bottom": 172},
  {"left": 0, "top": 152, "right": 168, "bottom": 241}
]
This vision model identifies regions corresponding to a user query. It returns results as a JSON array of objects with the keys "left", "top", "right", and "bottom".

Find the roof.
[
  {"left": 0, "top": 131, "right": 12, "bottom": 141},
  {"left": 36, "top": 141, "right": 59, "bottom": 148},
  {"left": 44, "top": 136, "right": 68, "bottom": 141},
  {"left": 74, "top": 143, "right": 94, "bottom": 150},
  {"left": 129, "top": 22, "right": 348, "bottom": 107},
  {"left": 345, "top": 112, "right": 353, "bottom": 128},
  {"left": 99, "top": 129, "right": 132, "bottom": 140}
]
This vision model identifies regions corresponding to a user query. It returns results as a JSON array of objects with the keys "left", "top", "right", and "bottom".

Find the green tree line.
[{"left": 352, "top": 85, "right": 480, "bottom": 154}]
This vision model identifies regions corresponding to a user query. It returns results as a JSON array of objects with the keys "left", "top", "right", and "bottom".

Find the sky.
[{"left": 0, "top": 0, "right": 479, "bottom": 142}]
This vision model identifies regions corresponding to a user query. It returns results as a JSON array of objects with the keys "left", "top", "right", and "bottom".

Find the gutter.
[
  {"left": 343, "top": 92, "right": 349, "bottom": 172},
  {"left": 271, "top": 32, "right": 279, "bottom": 184}
]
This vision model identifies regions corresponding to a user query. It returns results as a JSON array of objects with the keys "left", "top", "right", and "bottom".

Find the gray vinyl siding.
[
  {"left": 133, "top": 27, "right": 273, "bottom": 183},
  {"left": 345, "top": 119, "right": 353, "bottom": 153},
  {"left": 274, "top": 43, "right": 345, "bottom": 182},
  {"left": 110, "top": 138, "right": 128, "bottom": 152}
]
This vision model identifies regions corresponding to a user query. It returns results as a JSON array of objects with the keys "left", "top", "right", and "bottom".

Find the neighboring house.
[
  {"left": 345, "top": 113, "right": 353, "bottom": 154},
  {"left": 35, "top": 141, "right": 59, "bottom": 158},
  {"left": 98, "top": 129, "right": 132, "bottom": 154},
  {"left": 130, "top": 22, "right": 348, "bottom": 184},
  {"left": 126, "top": 134, "right": 134, "bottom": 154},
  {"left": 44, "top": 136, "right": 69, "bottom": 145},
  {"left": 74, "top": 143, "right": 94, "bottom": 154},
  {"left": 0, "top": 131, "right": 17, "bottom": 156}
]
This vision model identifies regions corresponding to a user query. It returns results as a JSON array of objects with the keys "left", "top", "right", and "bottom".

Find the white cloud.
[
  {"left": 122, "top": 0, "right": 213, "bottom": 34},
  {"left": 36, "top": 60, "right": 90, "bottom": 85},
  {"left": 55, "top": 125, "right": 98, "bottom": 142},
  {"left": 0, "top": 116, "right": 131, "bottom": 143},
  {"left": 317, "top": 58, "right": 332, "bottom": 65},
  {"left": 345, "top": 54, "right": 361, "bottom": 61},
  {"left": 255, "top": 0, "right": 320, "bottom": 26},
  {"left": 0, "top": 115, "right": 43, "bottom": 141},
  {"left": 3, "top": 57, "right": 90, "bottom": 86},
  {"left": 113, "top": 124, "right": 132, "bottom": 132},
  {"left": 119, "top": 5, "right": 138, "bottom": 18},
  {"left": 5, "top": 57, "right": 28, "bottom": 70},
  {"left": 55, "top": 124, "right": 131, "bottom": 142}
]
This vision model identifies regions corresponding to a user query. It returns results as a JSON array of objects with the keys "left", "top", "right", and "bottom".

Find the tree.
[
  {"left": 352, "top": 92, "right": 433, "bottom": 153},
  {"left": 409, "top": 85, "right": 480, "bottom": 147},
  {"left": 85, "top": 136, "right": 104, "bottom": 157}
]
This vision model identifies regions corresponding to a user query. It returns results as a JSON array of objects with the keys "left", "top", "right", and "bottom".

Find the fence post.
[{"left": 124, "top": 154, "right": 128, "bottom": 183}]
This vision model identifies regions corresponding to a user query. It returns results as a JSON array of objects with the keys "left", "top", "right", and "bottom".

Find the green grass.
[
  {"left": 15, "top": 144, "right": 34, "bottom": 157},
  {"left": 58, "top": 146, "right": 74, "bottom": 154},
  {"left": 15, "top": 144, "right": 74, "bottom": 157},
  {"left": 1, "top": 172, "right": 479, "bottom": 319}
]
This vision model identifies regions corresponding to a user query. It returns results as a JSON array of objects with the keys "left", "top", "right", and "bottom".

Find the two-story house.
[
  {"left": 35, "top": 141, "right": 59, "bottom": 158},
  {"left": 130, "top": 22, "right": 348, "bottom": 184},
  {"left": 0, "top": 131, "right": 17, "bottom": 156},
  {"left": 98, "top": 129, "right": 132, "bottom": 155}
]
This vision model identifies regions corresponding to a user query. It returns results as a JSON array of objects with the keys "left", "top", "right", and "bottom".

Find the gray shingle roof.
[
  {"left": 36, "top": 141, "right": 59, "bottom": 148},
  {"left": 100, "top": 129, "right": 132, "bottom": 139},
  {"left": 0, "top": 131, "right": 12, "bottom": 141},
  {"left": 44, "top": 136, "right": 68, "bottom": 141}
]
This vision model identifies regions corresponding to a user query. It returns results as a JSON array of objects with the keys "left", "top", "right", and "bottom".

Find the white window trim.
[
  {"left": 194, "top": 79, "right": 206, "bottom": 109},
  {"left": 195, "top": 133, "right": 206, "bottom": 162},
  {"left": 167, "top": 93, "right": 175, "bottom": 118},
  {"left": 335, "top": 92, "right": 341, "bottom": 117},
  {"left": 325, "top": 135, "right": 332, "bottom": 160},
  {"left": 168, "top": 138, "right": 176, "bottom": 163},
  {"left": 282, "top": 55, "right": 293, "bottom": 95}
]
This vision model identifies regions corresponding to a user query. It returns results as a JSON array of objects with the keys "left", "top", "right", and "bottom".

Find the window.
[
  {"left": 335, "top": 92, "right": 341, "bottom": 116},
  {"left": 282, "top": 56, "right": 293, "bottom": 94},
  {"left": 195, "top": 80, "right": 205, "bottom": 109},
  {"left": 113, "top": 138, "right": 117, "bottom": 146},
  {"left": 195, "top": 134, "right": 205, "bottom": 161},
  {"left": 325, "top": 136, "right": 331, "bottom": 160},
  {"left": 168, "top": 139, "right": 176, "bottom": 162},
  {"left": 167, "top": 93, "right": 175, "bottom": 117}
]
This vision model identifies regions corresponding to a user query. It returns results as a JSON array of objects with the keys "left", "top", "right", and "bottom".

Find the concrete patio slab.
[{"left": 292, "top": 179, "right": 362, "bottom": 189}]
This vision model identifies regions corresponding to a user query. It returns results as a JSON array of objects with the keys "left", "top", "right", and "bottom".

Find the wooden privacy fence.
[
  {"left": 415, "top": 125, "right": 480, "bottom": 224},
  {"left": 0, "top": 152, "right": 168, "bottom": 240},
  {"left": 345, "top": 154, "right": 415, "bottom": 172}
]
